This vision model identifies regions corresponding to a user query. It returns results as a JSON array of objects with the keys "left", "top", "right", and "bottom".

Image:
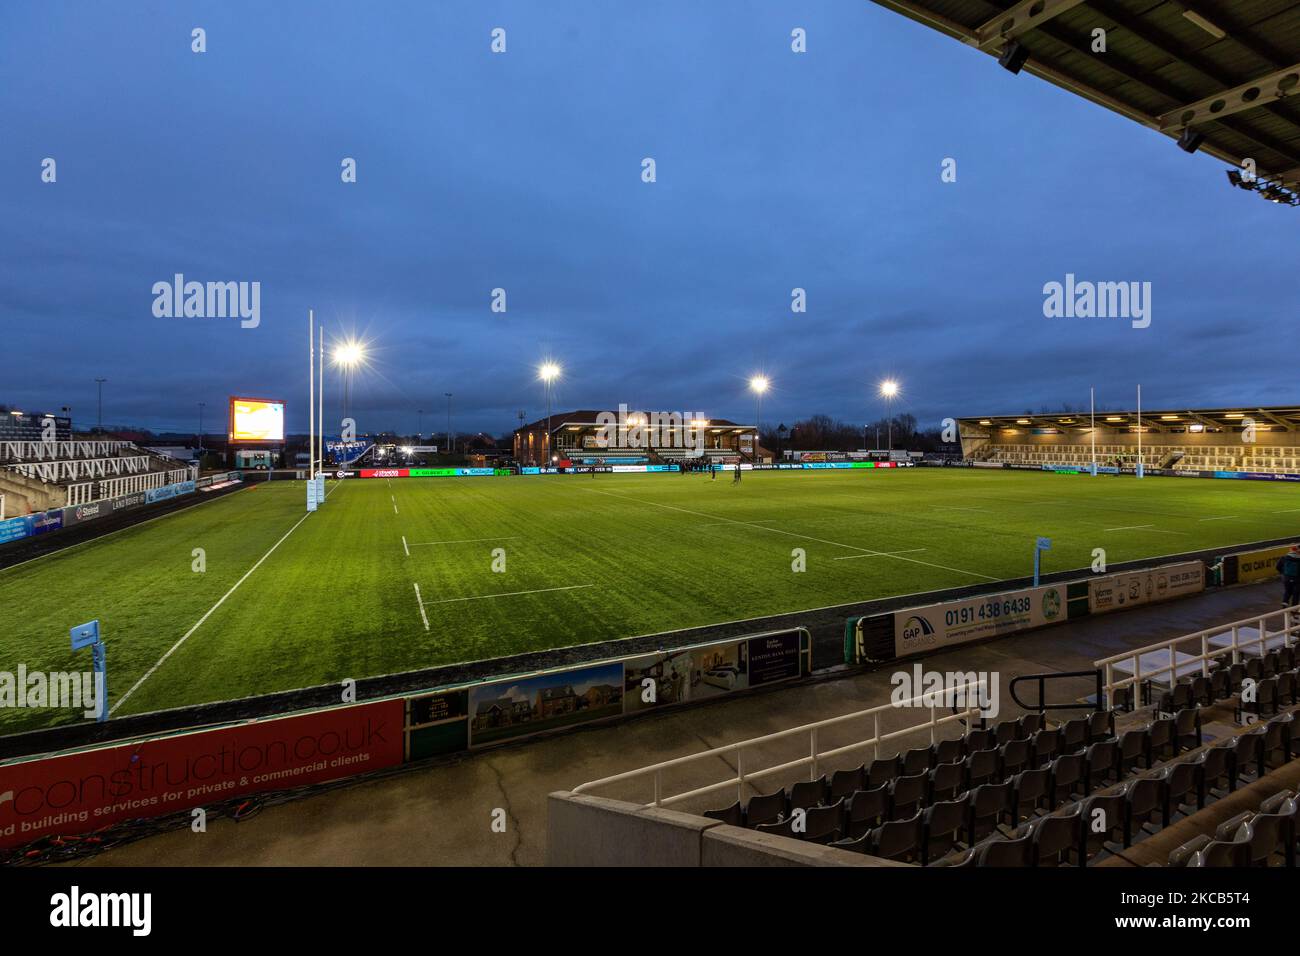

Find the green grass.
[{"left": 3, "top": 468, "right": 1299, "bottom": 734}]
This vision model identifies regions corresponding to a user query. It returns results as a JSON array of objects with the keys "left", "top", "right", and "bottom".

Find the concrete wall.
[{"left": 547, "top": 791, "right": 911, "bottom": 867}]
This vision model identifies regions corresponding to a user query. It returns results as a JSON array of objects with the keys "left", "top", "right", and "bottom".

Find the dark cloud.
[{"left": 1, "top": 1, "right": 1295, "bottom": 437}]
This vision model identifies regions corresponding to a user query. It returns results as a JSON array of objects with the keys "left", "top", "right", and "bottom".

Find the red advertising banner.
[
  {"left": 0, "top": 699, "right": 404, "bottom": 849},
  {"left": 359, "top": 468, "right": 409, "bottom": 478}
]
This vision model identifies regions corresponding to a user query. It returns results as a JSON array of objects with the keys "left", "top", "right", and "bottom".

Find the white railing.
[
  {"left": 1096, "top": 607, "right": 1300, "bottom": 708},
  {"left": 0, "top": 440, "right": 134, "bottom": 462},
  {"left": 572, "top": 679, "right": 987, "bottom": 810}
]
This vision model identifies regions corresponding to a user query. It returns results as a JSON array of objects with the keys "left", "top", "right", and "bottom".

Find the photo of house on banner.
[{"left": 468, "top": 662, "right": 625, "bottom": 747}]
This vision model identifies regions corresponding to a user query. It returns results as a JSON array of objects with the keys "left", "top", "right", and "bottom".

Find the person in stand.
[{"left": 1276, "top": 544, "right": 1300, "bottom": 608}]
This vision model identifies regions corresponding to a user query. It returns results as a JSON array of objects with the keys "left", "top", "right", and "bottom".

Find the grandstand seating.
[
  {"left": 981, "top": 442, "right": 1300, "bottom": 474},
  {"left": 0, "top": 438, "right": 193, "bottom": 514},
  {"left": 701, "top": 690, "right": 1300, "bottom": 867}
]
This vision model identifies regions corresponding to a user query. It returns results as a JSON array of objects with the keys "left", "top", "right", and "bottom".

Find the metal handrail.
[
  {"left": 1009, "top": 669, "right": 1103, "bottom": 713},
  {"left": 572, "top": 679, "right": 987, "bottom": 809},
  {"left": 1095, "top": 607, "right": 1300, "bottom": 709}
]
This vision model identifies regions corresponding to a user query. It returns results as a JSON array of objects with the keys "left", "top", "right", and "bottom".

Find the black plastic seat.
[
  {"left": 928, "top": 760, "right": 965, "bottom": 804},
  {"left": 788, "top": 776, "right": 827, "bottom": 813},
  {"left": 1083, "top": 738, "right": 1119, "bottom": 791},
  {"left": 1020, "top": 713, "right": 1045, "bottom": 736},
  {"left": 843, "top": 785, "right": 889, "bottom": 839},
  {"left": 1147, "top": 717, "right": 1175, "bottom": 763},
  {"left": 1011, "top": 767, "right": 1052, "bottom": 823},
  {"left": 1190, "top": 675, "right": 1213, "bottom": 707},
  {"left": 1277, "top": 671, "right": 1297, "bottom": 707},
  {"left": 801, "top": 800, "right": 844, "bottom": 845},
  {"left": 755, "top": 816, "right": 798, "bottom": 838},
  {"left": 1061, "top": 717, "right": 1089, "bottom": 753},
  {"left": 1158, "top": 681, "right": 1193, "bottom": 715},
  {"left": 993, "top": 718, "right": 1023, "bottom": 745},
  {"left": 902, "top": 746, "right": 933, "bottom": 776},
  {"left": 1080, "top": 791, "right": 1126, "bottom": 863},
  {"left": 1049, "top": 752, "right": 1085, "bottom": 804},
  {"left": 975, "top": 825, "right": 1034, "bottom": 867},
  {"left": 745, "top": 788, "right": 787, "bottom": 828},
  {"left": 1261, "top": 715, "right": 1292, "bottom": 772},
  {"left": 1087, "top": 710, "right": 1115, "bottom": 742},
  {"left": 967, "top": 781, "right": 1013, "bottom": 844},
  {"left": 1210, "top": 669, "right": 1232, "bottom": 702},
  {"left": 964, "top": 747, "right": 1000, "bottom": 790},
  {"left": 1029, "top": 803, "right": 1082, "bottom": 866},
  {"left": 1189, "top": 835, "right": 1251, "bottom": 867},
  {"left": 1173, "top": 708, "right": 1202, "bottom": 753},
  {"left": 866, "top": 755, "right": 900, "bottom": 789},
  {"left": 828, "top": 765, "right": 866, "bottom": 801},
  {"left": 1153, "top": 761, "right": 1197, "bottom": 826},
  {"left": 927, "top": 846, "right": 977, "bottom": 867},
  {"left": 922, "top": 797, "right": 968, "bottom": 865},
  {"left": 1191, "top": 744, "right": 1232, "bottom": 808},
  {"left": 1230, "top": 731, "right": 1264, "bottom": 789},
  {"left": 933, "top": 737, "right": 965, "bottom": 765},
  {"left": 889, "top": 771, "right": 928, "bottom": 821},
  {"left": 869, "top": 810, "right": 924, "bottom": 863},
  {"left": 1123, "top": 776, "right": 1164, "bottom": 846},
  {"left": 703, "top": 801, "right": 743, "bottom": 826},
  {"left": 1167, "top": 834, "right": 1212, "bottom": 867},
  {"left": 965, "top": 728, "right": 996, "bottom": 752},
  {"left": 999, "top": 738, "right": 1032, "bottom": 779},
  {"left": 1031, "top": 728, "right": 1061, "bottom": 768},
  {"left": 1118, "top": 728, "right": 1150, "bottom": 773}
]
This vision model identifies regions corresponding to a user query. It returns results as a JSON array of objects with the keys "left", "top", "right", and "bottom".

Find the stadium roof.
[
  {"left": 960, "top": 404, "right": 1300, "bottom": 429},
  {"left": 870, "top": 0, "right": 1300, "bottom": 191}
]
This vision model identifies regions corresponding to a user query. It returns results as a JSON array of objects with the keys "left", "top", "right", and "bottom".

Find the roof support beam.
[
  {"left": 1157, "top": 63, "right": 1300, "bottom": 131},
  {"left": 972, "top": 0, "right": 1090, "bottom": 51}
]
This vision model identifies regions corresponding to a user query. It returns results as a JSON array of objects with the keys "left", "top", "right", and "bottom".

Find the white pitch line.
[
  {"left": 408, "top": 536, "right": 520, "bottom": 547},
  {"left": 1199, "top": 516, "right": 1239, "bottom": 522},
  {"left": 1105, "top": 524, "right": 1154, "bottom": 532},
  {"left": 1276, "top": 509, "right": 1300, "bottom": 514},
  {"left": 416, "top": 583, "right": 594, "bottom": 606},
  {"left": 413, "top": 582, "right": 430, "bottom": 630},
  {"left": 581, "top": 488, "right": 1000, "bottom": 581},
  {"left": 833, "top": 548, "right": 928, "bottom": 561},
  {"left": 402, "top": 535, "right": 410, "bottom": 556},
  {"left": 393, "top": 500, "right": 399, "bottom": 515},
  {"left": 111, "top": 510, "right": 314, "bottom": 715}
]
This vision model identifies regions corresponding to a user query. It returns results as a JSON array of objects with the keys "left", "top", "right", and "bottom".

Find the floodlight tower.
[
  {"left": 749, "top": 375, "right": 769, "bottom": 455},
  {"left": 538, "top": 362, "right": 561, "bottom": 465},
  {"left": 879, "top": 379, "right": 900, "bottom": 451}
]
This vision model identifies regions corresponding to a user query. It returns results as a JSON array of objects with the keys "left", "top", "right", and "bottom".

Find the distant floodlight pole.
[
  {"left": 318, "top": 326, "right": 324, "bottom": 478},
  {"left": 1090, "top": 386, "right": 1097, "bottom": 476},
  {"left": 445, "top": 393, "right": 454, "bottom": 457},
  {"left": 539, "top": 363, "right": 561, "bottom": 465},
  {"left": 879, "top": 379, "right": 900, "bottom": 452},
  {"left": 749, "top": 375, "right": 769, "bottom": 454},
  {"left": 94, "top": 378, "right": 107, "bottom": 434},
  {"left": 417, "top": 408, "right": 423, "bottom": 443},
  {"left": 1136, "top": 384, "right": 1144, "bottom": 479},
  {"left": 309, "top": 310, "right": 315, "bottom": 485},
  {"left": 198, "top": 402, "right": 205, "bottom": 455}
]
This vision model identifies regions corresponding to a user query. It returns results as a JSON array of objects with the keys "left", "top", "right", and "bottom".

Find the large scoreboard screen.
[{"left": 229, "top": 397, "right": 286, "bottom": 443}]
